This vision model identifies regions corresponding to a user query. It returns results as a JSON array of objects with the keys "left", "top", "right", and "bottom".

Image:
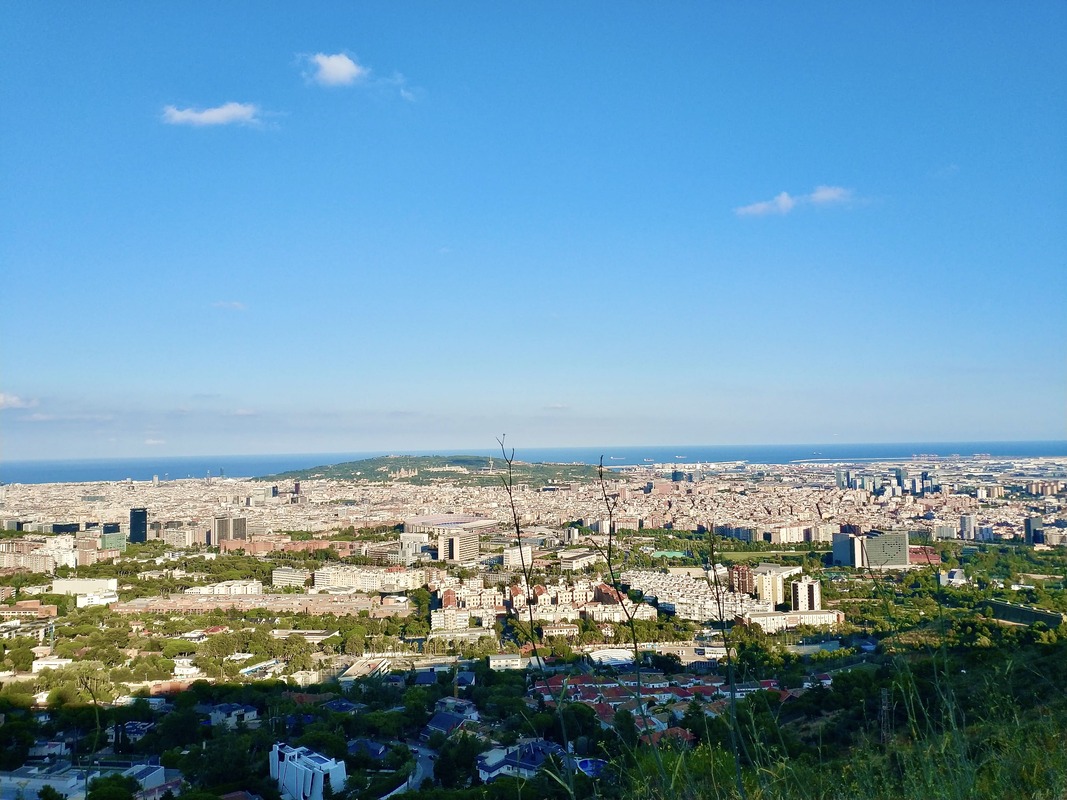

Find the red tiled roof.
[{"left": 641, "top": 727, "right": 697, "bottom": 746}]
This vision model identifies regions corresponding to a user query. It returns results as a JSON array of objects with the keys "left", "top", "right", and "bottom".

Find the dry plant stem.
[
  {"left": 705, "top": 532, "right": 748, "bottom": 800},
  {"left": 497, "top": 436, "right": 576, "bottom": 799},
  {"left": 593, "top": 459, "right": 674, "bottom": 789}
]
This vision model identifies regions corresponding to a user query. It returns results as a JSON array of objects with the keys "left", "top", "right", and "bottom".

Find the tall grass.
[{"left": 496, "top": 445, "right": 1067, "bottom": 800}]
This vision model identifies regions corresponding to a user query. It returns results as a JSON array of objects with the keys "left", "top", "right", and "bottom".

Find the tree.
[
  {"left": 435, "top": 733, "right": 487, "bottom": 789},
  {"left": 0, "top": 715, "right": 37, "bottom": 770},
  {"left": 612, "top": 709, "right": 638, "bottom": 749},
  {"left": 155, "top": 708, "right": 203, "bottom": 750},
  {"left": 86, "top": 775, "right": 139, "bottom": 800},
  {"left": 38, "top": 786, "right": 66, "bottom": 800},
  {"left": 647, "top": 651, "right": 682, "bottom": 675}
]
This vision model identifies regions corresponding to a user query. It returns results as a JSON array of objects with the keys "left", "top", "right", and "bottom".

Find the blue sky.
[{"left": 2, "top": 3, "right": 1065, "bottom": 460}]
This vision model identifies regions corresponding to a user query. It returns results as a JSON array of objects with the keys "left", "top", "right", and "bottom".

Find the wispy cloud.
[
  {"left": 144, "top": 438, "right": 166, "bottom": 446},
  {"left": 544, "top": 403, "right": 570, "bottom": 411},
  {"left": 212, "top": 300, "right": 247, "bottom": 311},
  {"left": 808, "top": 185, "right": 853, "bottom": 205},
  {"left": 230, "top": 409, "right": 257, "bottom": 417},
  {"left": 22, "top": 412, "right": 113, "bottom": 423},
  {"left": 306, "top": 53, "right": 368, "bottom": 86},
  {"left": 162, "top": 102, "right": 261, "bottom": 127},
  {"left": 736, "top": 185, "right": 854, "bottom": 217},
  {"left": 736, "top": 192, "right": 797, "bottom": 217},
  {"left": 382, "top": 72, "right": 418, "bottom": 101},
  {"left": 0, "top": 393, "right": 36, "bottom": 410}
]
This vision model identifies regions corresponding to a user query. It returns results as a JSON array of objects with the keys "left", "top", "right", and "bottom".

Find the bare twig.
[{"left": 497, "top": 436, "right": 576, "bottom": 799}]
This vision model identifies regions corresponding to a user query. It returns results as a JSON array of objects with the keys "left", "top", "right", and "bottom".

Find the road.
[{"left": 377, "top": 741, "right": 435, "bottom": 800}]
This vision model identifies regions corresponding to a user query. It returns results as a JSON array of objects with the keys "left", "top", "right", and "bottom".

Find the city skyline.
[{"left": 2, "top": 4, "right": 1065, "bottom": 460}]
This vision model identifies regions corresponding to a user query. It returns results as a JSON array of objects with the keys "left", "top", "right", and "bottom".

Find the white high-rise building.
[
  {"left": 437, "top": 531, "right": 480, "bottom": 564},
  {"left": 503, "top": 545, "right": 533, "bottom": 569},
  {"left": 791, "top": 578, "right": 822, "bottom": 612},
  {"left": 400, "top": 532, "right": 430, "bottom": 564}
]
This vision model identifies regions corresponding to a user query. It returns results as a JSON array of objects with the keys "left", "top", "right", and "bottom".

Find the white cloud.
[
  {"left": 212, "top": 300, "right": 247, "bottom": 311},
  {"left": 0, "top": 393, "right": 36, "bottom": 410},
  {"left": 544, "top": 403, "right": 571, "bottom": 411},
  {"left": 231, "top": 409, "right": 257, "bottom": 417},
  {"left": 144, "top": 439, "right": 166, "bottom": 446},
  {"left": 736, "top": 192, "right": 797, "bottom": 217},
  {"left": 162, "top": 102, "right": 260, "bottom": 126},
  {"left": 308, "top": 53, "right": 368, "bottom": 86},
  {"left": 809, "top": 185, "right": 853, "bottom": 205},
  {"left": 735, "top": 185, "right": 853, "bottom": 217}
]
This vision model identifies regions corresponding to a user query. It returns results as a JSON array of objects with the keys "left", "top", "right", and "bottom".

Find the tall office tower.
[
  {"left": 977, "top": 525, "right": 995, "bottom": 542},
  {"left": 129, "top": 508, "right": 148, "bottom": 544},
  {"left": 437, "top": 531, "right": 480, "bottom": 564},
  {"left": 729, "top": 564, "right": 755, "bottom": 595},
  {"left": 231, "top": 517, "right": 247, "bottom": 541},
  {"left": 791, "top": 578, "right": 822, "bottom": 611},
  {"left": 835, "top": 470, "right": 852, "bottom": 490},
  {"left": 213, "top": 517, "right": 233, "bottom": 542},
  {"left": 1024, "top": 517, "right": 1044, "bottom": 545},
  {"left": 892, "top": 467, "right": 908, "bottom": 488},
  {"left": 959, "top": 515, "right": 976, "bottom": 541}
]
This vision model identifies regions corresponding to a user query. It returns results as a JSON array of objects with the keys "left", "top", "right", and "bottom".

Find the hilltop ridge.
[{"left": 261, "top": 454, "right": 608, "bottom": 488}]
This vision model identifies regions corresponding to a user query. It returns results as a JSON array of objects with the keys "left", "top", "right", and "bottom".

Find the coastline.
[{"left": 2, "top": 440, "right": 1065, "bottom": 485}]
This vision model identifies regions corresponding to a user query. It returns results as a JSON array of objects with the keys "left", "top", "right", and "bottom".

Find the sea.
[{"left": 1, "top": 441, "right": 1065, "bottom": 485}]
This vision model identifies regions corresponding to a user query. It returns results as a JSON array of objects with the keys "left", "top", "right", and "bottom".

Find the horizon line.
[{"left": 5, "top": 438, "right": 1066, "bottom": 465}]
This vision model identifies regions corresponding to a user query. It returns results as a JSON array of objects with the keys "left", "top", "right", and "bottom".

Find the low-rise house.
[
  {"left": 173, "top": 657, "right": 200, "bottom": 679},
  {"left": 640, "top": 727, "right": 697, "bottom": 747},
  {"left": 0, "top": 764, "right": 93, "bottom": 800},
  {"left": 108, "top": 721, "right": 156, "bottom": 745},
  {"left": 477, "top": 739, "right": 570, "bottom": 783},
  {"left": 123, "top": 764, "right": 183, "bottom": 800},
  {"left": 28, "top": 740, "right": 70, "bottom": 758},
  {"left": 209, "top": 702, "right": 259, "bottom": 729},
  {"left": 456, "top": 670, "right": 477, "bottom": 688},
  {"left": 413, "top": 670, "right": 439, "bottom": 686},
  {"left": 434, "top": 697, "right": 480, "bottom": 721},
  {"left": 322, "top": 698, "right": 362, "bottom": 714},
  {"left": 488, "top": 654, "right": 522, "bottom": 670},
  {"left": 421, "top": 711, "right": 467, "bottom": 741},
  {"left": 619, "top": 672, "right": 670, "bottom": 689},
  {"left": 31, "top": 657, "right": 73, "bottom": 673},
  {"left": 347, "top": 739, "right": 389, "bottom": 762}
]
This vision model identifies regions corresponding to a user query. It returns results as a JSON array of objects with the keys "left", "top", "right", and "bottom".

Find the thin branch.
[{"left": 497, "top": 436, "right": 576, "bottom": 799}]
